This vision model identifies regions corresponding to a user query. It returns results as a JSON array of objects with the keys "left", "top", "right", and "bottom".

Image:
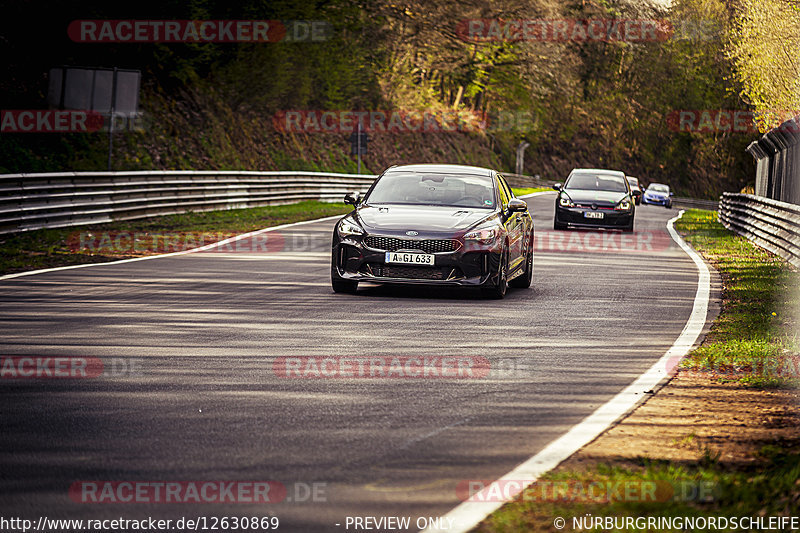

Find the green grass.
[
  {"left": 476, "top": 208, "right": 800, "bottom": 532},
  {"left": 0, "top": 200, "right": 351, "bottom": 276},
  {"left": 511, "top": 187, "right": 551, "bottom": 196},
  {"left": 675, "top": 209, "right": 799, "bottom": 388},
  {"left": 477, "top": 453, "right": 800, "bottom": 532}
]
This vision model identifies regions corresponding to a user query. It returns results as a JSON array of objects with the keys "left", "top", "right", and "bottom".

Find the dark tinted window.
[
  {"left": 566, "top": 173, "right": 628, "bottom": 193},
  {"left": 366, "top": 172, "right": 496, "bottom": 209}
]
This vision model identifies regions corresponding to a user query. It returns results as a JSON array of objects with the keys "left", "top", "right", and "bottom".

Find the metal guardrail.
[
  {"left": 0, "top": 171, "right": 378, "bottom": 234},
  {"left": 0, "top": 169, "right": 714, "bottom": 235},
  {"left": 0, "top": 170, "right": 556, "bottom": 235},
  {"left": 719, "top": 192, "right": 800, "bottom": 269},
  {"left": 672, "top": 197, "right": 720, "bottom": 211},
  {"left": 746, "top": 114, "right": 800, "bottom": 205}
]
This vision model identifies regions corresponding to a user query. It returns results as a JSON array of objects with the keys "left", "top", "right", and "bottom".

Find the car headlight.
[
  {"left": 464, "top": 227, "right": 498, "bottom": 244},
  {"left": 558, "top": 195, "right": 575, "bottom": 207},
  {"left": 337, "top": 218, "right": 364, "bottom": 238},
  {"left": 615, "top": 199, "right": 632, "bottom": 211}
]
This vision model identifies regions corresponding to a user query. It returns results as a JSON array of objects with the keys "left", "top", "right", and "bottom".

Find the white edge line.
[
  {"left": 422, "top": 209, "right": 711, "bottom": 533},
  {"left": 517, "top": 190, "right": 556, "bottom": 199},
  {"left": 0, "top": 214, "right": 344, "bottom": 282}
]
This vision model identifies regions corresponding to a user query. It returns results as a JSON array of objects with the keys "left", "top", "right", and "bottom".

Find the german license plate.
[
  {"left": 385, "top": 252, "right": 435, "bottom": 265},
  {"left": 584, "top": 211, "right": 604, "bottom": 219}
]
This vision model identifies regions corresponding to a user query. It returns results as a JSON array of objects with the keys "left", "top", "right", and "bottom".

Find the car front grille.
[
  {"left": 364, "top": 236, "right": 458, "bottom": 253},
  {"left": 360, "top": 263, "right": 463, "bottom": 281},
  {"left": 575, "top": 203, "right": 614, "bottom": 210}
]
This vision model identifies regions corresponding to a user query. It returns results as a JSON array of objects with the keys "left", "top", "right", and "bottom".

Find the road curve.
[{"left": 0, "top": 194, "right": 706, "bottom": 532}]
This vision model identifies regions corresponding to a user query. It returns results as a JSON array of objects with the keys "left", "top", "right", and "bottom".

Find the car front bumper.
[
  {"left": 555, "top": 206, "right": 634, "bottom": 228},
  {"left": 332, "top": 233, "right": 504, "bottom": 287},
  {"left": 642, "top": 196, "right": 670, "bottom": 206}
]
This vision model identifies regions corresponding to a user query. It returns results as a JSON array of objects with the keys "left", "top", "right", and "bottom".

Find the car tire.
[
  {"left": 510, "top": 237, "right": 533, "bottom": 289},
  {"left": 554, "top": 219, "right": 567, "bottom": 230},
  {"left": 331, "top": 263, "right": 358, "bottom": 294},
  {"left": 483, "top": 249, "right": 508, "bottom": 299}
]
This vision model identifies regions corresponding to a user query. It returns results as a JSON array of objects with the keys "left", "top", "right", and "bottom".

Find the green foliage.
[{"left": 0, "top": 0, "right": 758, "bottom": 199}]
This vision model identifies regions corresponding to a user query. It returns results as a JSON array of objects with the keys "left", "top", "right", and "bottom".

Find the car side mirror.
[
  {"left": 344, "top": 192, "right": 360, "bottom": 206},
  {"left": 669, "top": 192, "right": 674, "bottom": 196},
  {"left": 632, "top": 189, "right": 642, "bottom": 197},
  {"left": 553, "top": 183, "right": 562, "bottom": 191},
  {"left": 507, "top": 198, "right": 528, "bottom": 213}
]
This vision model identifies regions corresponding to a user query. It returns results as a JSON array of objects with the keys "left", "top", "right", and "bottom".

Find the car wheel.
[
  {"left": 483, "top": 249, "right": 508, "bottom": 299},
  {"left": 331, "top": 261, "right": 358, "bottom": 294},
  {"left": 510, "top": 237, "right": 533, "bottom": 289}
]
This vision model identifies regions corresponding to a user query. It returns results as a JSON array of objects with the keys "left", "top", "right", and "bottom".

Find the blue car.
[{"left": 642, "top": 183, "right": 673, "bottom": 208}]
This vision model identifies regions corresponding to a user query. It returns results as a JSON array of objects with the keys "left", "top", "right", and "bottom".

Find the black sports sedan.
[
  {"left": 553, "top": 168, "right": 636, "bottom": 232},
  {"left": 331, "top": 164, "right": 534, "bottom": 298}
]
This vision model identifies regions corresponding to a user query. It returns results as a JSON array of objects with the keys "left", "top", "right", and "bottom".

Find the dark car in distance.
[
  {"left": 331, "top": 164, "right": 535, "bottom": 299},
  {"left": 553, "top": 169, "right": 636, "bottom": 232}
]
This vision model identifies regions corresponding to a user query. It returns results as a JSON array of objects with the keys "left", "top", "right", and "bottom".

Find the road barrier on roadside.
[
  {"left": 719, "top": 192, "right": 800, "bottom": 268},
  {"left": 671, "top": 197, "right": 719, "bottom": 210},
  {"left": 745, "top": 114, "right": 800, "bottom": 205},
  {"left": 0, "top": 169, "right": 713, "bottom": 234},
  {"left": 0, "top": 170, "right": 379, "bottom": 234}
]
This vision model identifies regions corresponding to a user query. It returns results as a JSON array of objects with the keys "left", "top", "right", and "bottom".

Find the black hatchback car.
[
  {"left": 553, "top": 168, "right": 636, "bottom": 232},
  {"left": 331, "top": 164, "right": 534, "bottom": 298}
]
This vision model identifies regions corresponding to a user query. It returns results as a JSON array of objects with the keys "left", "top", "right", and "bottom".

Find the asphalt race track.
[{"left": 0, "top": 194, "right": 708, "bottom": 532}]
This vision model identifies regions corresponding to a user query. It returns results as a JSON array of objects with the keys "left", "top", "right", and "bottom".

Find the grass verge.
[
  {"left": 512, "top": 187, "right": 551, "bottom": 196},
  {"left": 475, "top": 209, "right": 799, "bottom": 532},
  {"left": 0, "top": 200, "right": 351, "bottom": 276}
]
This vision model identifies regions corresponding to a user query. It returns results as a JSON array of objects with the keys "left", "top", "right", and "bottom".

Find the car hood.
[
  {"left": 645, "top": 191, "right": 668, "bottom": 197},
  {"left": 562, "top": 189, "right": 628, "bottom": 205},
  {"left": 356, "top": 204, "right": 492, "bottom": 232}
]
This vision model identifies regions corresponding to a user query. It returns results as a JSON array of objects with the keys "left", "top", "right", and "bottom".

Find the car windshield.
[
  {"left": 627, "top": 178, "right": 639, "bottom": 187},
  {"left": 365, "top": 172, "right": 496, "bottom": 209},
  {"left": 648, "top": 184, "right": 669, "bottom": 193},
  {"left": 565, "top": 173, "right": 627, "bottom": 193}
]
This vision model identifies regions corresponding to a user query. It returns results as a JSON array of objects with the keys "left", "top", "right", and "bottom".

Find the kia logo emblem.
[{"left": 406, "top": 231, "right": 419, "bottom": 236}]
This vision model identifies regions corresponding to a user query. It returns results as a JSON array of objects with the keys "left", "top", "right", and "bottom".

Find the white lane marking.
[
  {"left": 517, "top": 190, "right": 556, "bottom": 199},
  {"left": 0, "top": 215, "right": 343, "bottom": 282},
  {"left": 422, "top": 209, "right": 711, "bottom": 533}
]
